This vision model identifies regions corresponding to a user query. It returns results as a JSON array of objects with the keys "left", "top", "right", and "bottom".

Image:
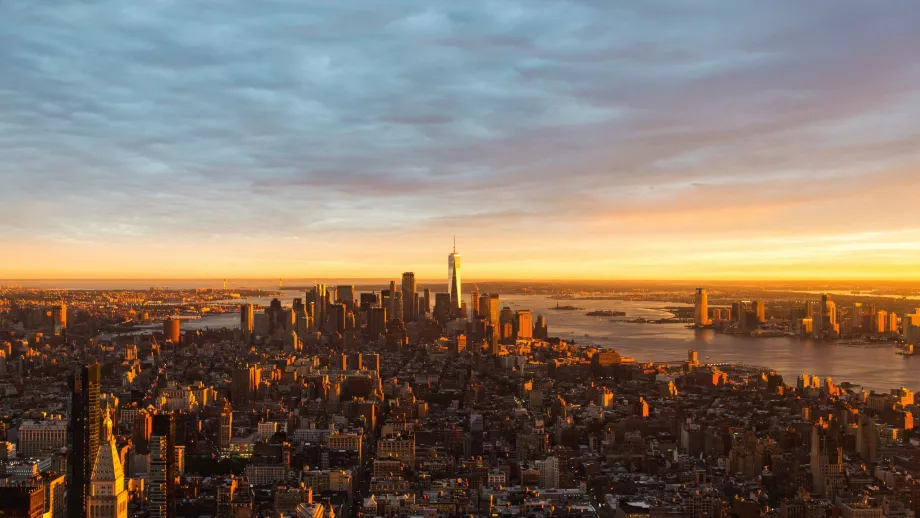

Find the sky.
[{"left": 1, "top": 1, "right": 920, "bottom": 281}]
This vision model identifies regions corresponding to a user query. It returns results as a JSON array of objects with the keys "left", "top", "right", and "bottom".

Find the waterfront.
[{"left": 180, "top": 292, "right": 917, "bottom": 393}]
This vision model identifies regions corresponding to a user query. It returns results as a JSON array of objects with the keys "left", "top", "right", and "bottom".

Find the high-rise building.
[
  {"left": 470, "top": 290, "right": 480, "bottom": 319},
  {"left": 240, "top": 304, "right": 253, "bottom": 341},
  {"left": 820, "top": 294, "right": 840, "bottom": 336},
  {"left": 889, "top": 312, "right": 899, "bottom": 335},
  {"left": 337, "top": 285, "right": 355, "bottom": 307},
  {"left": 534, "top": 315, "right": 548, "bottom": 340},
  {"left": 132, "top": 409, "right": 152, "bottom": 453},
  {"left": 367, "top": 308, "right": 387, "bottom": 339},
  {"left": 694, "top": 289, "right": 711, "bottom": 328},
  {"left": 388, "top": 281, "right": 402, "bottom": 322},
  {"left": 149, "top": 414, "right": 176, "bottom": 518},
  {"left": 162, "top": 319, "right": 181, "bottom": 344},
  {"left": 433, "top": 293, "right": 452, "bottom": 325},
  {"left": 87, "top": 414, "right": 128, "bottom": 518},
  {"left": 423, "top": 288, "right": 431, "bottom": 315},
  {"left": 219, "top": 402, "right": 232, "bottom": 454},
  {"left": 311, "top": 285, "right": 327, "bottom": 331},
  {"left": 231, "top": 365, "right": 260, "bottom": 407},
  {"left": 69, "top": 364, "right": 101, "bottom": 518},
  {"left": 401, "top": 273, "right": 417, "bottom": 322},
  {"left": 515, "top": 310, "right": 533, "bottom": 340},
  {"left": 448, "top": 238, "right": 462, "bottom": 312},
  {"left": 875, "top": 310, "right": 889, "bottom": 334},
  {"left": 481, "top": 294, "right": 500, "bottom": 323},
  {"left": 752, "top": 300, "right": 766, "bottom": 324},
  {"left": 52, "top": 303, "right": 67, "bottom": 336},
  {"left": 359, "top": 292, "right": 379, "bottom": 311}
]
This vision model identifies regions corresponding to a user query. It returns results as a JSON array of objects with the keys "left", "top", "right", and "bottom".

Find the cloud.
[{"left": 0, "top": 0, "right": 918, "bottom": 278}]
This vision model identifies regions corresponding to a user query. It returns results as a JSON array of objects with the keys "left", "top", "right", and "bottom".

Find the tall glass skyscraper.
[{"left": 448, "top": 237, "right": 461, "bottom": 311}]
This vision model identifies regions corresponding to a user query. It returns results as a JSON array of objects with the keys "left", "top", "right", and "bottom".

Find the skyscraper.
[
  {"left": 87, "top": 414, "right": 128, "bottom": 518},
  {"left": 820, "top": 294, "right": 839, "bottom": 336},
  {"left": 53, "top": 302, "right": 67, "bottom": 336},
  {"left": 481, "top": 294, "right": 500, "bottom": 323},
  {"left": 448, "top": 238, "right": 462, "bottom": 312},
  {"left": 515, "top": 310, "right": 533, "bottom": 340},
  {"left": 401, "top": 272, "right": 417, "bottom": 322},
  {"left": 231, "top": 365, "right": 260, "bottom": 407},
  {"left": 162, "top": 318, "right": 181, "bottom": 343},
  {"left": 219, "top": 401, "right": 232, "bottom": 454},
  {"left": 150, "top": 414, "right": 176, "bottom": 518},
  {"left": 70, "top": 364, "right": 101, "bottom": 518},
  {"left": 240, "top": 304, "right": 253, "bottom": 341},
  {"left": 423, "top": 288, "right": 431, "bottom": 315},
  {"left": 469, "top": 290, "right": 480, "bottom": 319},
  {"left": 694, "top": 289, "right": 711, "bottom": 328}
]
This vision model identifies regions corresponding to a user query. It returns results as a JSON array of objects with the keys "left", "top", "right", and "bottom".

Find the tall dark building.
[
  {"left": 359, "top": 292, "right": 379, "bottom": 311},
  {"left": 423, "top": 288, "right": 431, "bottom": 315},
  {"left": 69, "top": 364, "right": 101, "bottom": 518},
  {"left": 402, "top": 272, "right": 417, "bottom": 322},
  {"left": 150, "top": 414, "right": 176, "bottom": 518}
]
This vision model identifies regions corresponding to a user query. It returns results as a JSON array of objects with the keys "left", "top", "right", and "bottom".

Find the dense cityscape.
[
  {"left": 0, "top": 244, "right": 918, "bottom": 518},
  {"left": 3, "top": 2, "right": 919, "bottom": 518}
]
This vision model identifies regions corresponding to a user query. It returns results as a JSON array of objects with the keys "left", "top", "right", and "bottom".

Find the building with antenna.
[{"left": 448, "top": 237, "right": 462, "bottom": 314}]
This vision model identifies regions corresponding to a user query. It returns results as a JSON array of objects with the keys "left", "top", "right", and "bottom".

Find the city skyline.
[{"left": 2, "top": 2, "right": 920, "bottom": 280}]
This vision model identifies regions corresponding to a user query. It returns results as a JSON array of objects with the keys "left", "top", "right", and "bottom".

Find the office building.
[
  {"left": 162, "top": 319, "right": 180, "bottom": 344},
  {"left": 820, "top": 294, "right": 840, "bottom": 336},
  {"left": 69, "top": 364, "right": 101, "bottom": 518},
  {"left": 231, "top": 365, "right": 260, "bottom": 406},
  {"left": 86, "top": 414, "right": 128, "bottom": 518},
  {"left": 240, "top": 304, "right": 253, "bottom": 341},
  {"left": 149, "top": 414, "right": 176, "bottom": 518},
  {"left": 0, "top": 485, "right": 44, "bottom": 518},
  {"left": 19, "top": 418, "right": 67, "bottom": 458},
  {"left": 448, "top": 238, "right": 462, "bottom": 312},
  {"left": 337, "top": 285, "right": 355, "bottom": 307},
  {"left": 219, "top": 402, "right": 233, "bottom": 453},
  {"left": 401, "top": 272, "right": 417, "bottom": 322},
  {"left": 469, "top": 290, "right": 480, "bottom": 319},
  {"left": 422, "top": 288, "right": 431, "bottom": 315},
  {"left": 481, "top": 294, "right": 500, "bottom": 323},
  {"left": 752, "top": 300, "right": 766, "bottom": 324},
  {"left": 52, "top": 303, "right": 67, "bottom": 336},
  {"left": 694, "top": 289, "right": 711, "bottom": 328},
  {"left": 515, "top": 310, "right": 533, "bottom": 341}
]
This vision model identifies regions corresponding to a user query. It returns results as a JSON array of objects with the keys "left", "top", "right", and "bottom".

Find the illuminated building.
[
  {"left": 515, "top": 310, "right": 533, "bottom": 340},
  {"left": 448, "top": 238, "right": 461, "bottom": 312},
  {"left": 819, "top": 294, "right": 840, "bottom": 336},
  {"left": 694, "top": 289, "right": 711, "bottom": 328},
  {"left": 18, "top": 418, "right": 67, "bottom": 458},
  {"left": 86, "top": 414, "right": 128, "bottom": 518},
  {"left": 401, "top": 272, "right": 417, "bottom": 322},
  {"left": 534, "top": 315, "right": 548, "bottom": 340},
  {"left": 469, "top": 290, "right": 480, "bottom": 318},
  {"left": 752, "top": 300, "right": 766, "bottom": 324},
  {"left": 876, "top": 310, "right": 889, "bottom": 334},
  {"left": 52, "top": 303, "right": 66, "bottom": 336},
  {"left": 480, "top": 293, "right": 500, "bottom": 323},
  {"left": 162, "top": 319, "right": 180, "bottom": 344}
]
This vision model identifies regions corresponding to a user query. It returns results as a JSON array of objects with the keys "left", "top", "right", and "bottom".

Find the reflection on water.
[{"left": 183, "top": 292, "right": 915, "bottom": 393}]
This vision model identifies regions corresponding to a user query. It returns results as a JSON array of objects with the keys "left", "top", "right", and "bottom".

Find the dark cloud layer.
[{"left": 1, "top": 1, "right": 919, "bottom": 276}]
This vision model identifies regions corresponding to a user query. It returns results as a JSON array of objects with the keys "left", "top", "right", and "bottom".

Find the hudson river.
[{"left": 180, "top": 292, "right": 916, "bottom": 393}]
